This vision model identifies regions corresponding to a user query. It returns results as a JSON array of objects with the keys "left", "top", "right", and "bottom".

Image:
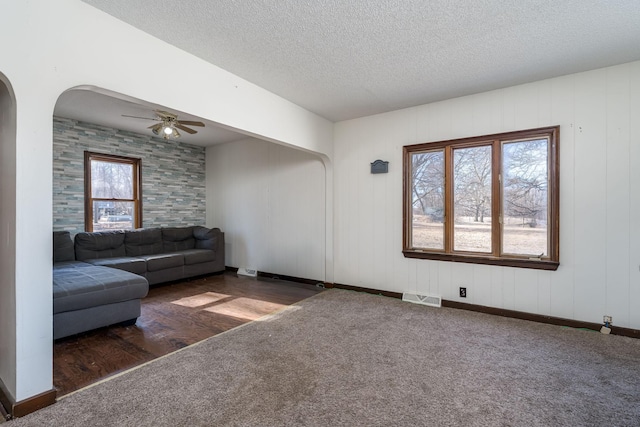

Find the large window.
[
  {"left": 84, "top": 152, "right": 142, "bottom": 232},
  {"left": 403, "top": 126, "right": 559, "bottom": 270}
]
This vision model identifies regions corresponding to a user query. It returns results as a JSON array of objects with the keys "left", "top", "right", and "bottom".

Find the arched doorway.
[{"left": 0, "top": 72, "right": 18, "bottom": 415}]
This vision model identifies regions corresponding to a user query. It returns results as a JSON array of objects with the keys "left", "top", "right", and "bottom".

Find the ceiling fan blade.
[
  {"left": 154, "top": 110, "right": 177, "bottom": 120},
  {"left": 177, "top": 120, "right": 205, "bottom": 127},
  {"left": 149, "top": 123, "right": 163, "bottom": 135},
  {"left": 122, "top": 114, "right": 159, "bottom": 121},
  {"left": 175, "top": 124, "right": 198, "bottom": 134}
]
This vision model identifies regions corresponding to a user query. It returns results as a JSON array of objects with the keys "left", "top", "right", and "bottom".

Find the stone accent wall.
[{"left": 53, "top": 117, "right": 206, "bottom": 233}]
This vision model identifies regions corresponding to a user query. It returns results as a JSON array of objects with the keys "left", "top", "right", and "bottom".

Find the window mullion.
[
  {"left": 444, "top": 145, "right": 453, "bottom": 253},
  {"left": 84, "top": 151, "right": 93, "bottom": 231},
  {"left": 92, "top": 197, "right": 137, "bottom": 203},
  {"left": 491, "top": 140, "right": 502, "bottom": 257},
  {"left": 135, "top": 160, "right": 142, "bottom": 229}
]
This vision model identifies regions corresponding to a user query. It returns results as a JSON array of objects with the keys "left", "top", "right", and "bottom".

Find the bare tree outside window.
[
  {"left": 502, "top": 139, "right": 548, "bottom": 256},
  {"left": 411, "top": 150, "right": 444, "bottom": 249},
  {"left": 91, "top": 160, "right": 134, "bottom": 199},
  {"left": 453, "top": 145, "right": 492, "bottom": 252}
]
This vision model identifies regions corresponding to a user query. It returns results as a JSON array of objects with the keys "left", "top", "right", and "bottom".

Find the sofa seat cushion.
[
  {"left": 178, "top": 249, "right": 216, "bottom": 265},
  {"left": 85, "top": 257, "right": 147, "bottom": 275},
  {"left": 141, "top": 253, "right": 184, "bottom": 272},
  {"left": 53, "top": 265, "right": 148, "bottom": 314}
]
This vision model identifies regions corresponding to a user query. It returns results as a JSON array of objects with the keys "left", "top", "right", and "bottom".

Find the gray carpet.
[{"left": 10, "top": 289, "right": 640, "bottom": 426}]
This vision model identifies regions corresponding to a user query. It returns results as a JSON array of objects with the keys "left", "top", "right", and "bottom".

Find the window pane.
[
  {"left": 91, "top": 160, "right": 134, "bottom": 199},
  {"left": 411, "top": 150, "right": 444, "bottom": 249},
  {"left": 92, "top": 200, "right": 134, "bottom": 231},
  {"left": 502, "top": 139, "right": 548, "bottom": 256},
  {"left": 453, "top": 145, "right": 492, "bottom": 253}
]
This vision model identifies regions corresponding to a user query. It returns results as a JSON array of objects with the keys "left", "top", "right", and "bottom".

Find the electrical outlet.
[
  {"left": 459, "top": 287, "right": 467, "bottom": 298},
  {"left": 603, "top": 315, "right": 612, "bottom": 324}
]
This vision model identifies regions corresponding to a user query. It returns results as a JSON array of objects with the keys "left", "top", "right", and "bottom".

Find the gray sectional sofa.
[{"left": 53, "top": 226, "right": 225, "bottom": 339}]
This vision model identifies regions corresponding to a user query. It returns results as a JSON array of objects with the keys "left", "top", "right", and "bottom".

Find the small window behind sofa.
[{"left": 84, "top": 151, "right": 142, "bottom": 232}]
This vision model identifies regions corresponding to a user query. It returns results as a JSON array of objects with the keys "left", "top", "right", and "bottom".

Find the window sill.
[{"left": 402, "top": 250, "right": 559, "bottom": 271}]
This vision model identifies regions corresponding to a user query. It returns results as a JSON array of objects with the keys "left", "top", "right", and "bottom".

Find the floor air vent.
[
  {"left": 402, "top": 293, "right": 441, "bottom": 308},
  {"left": 237, "top": 267, "right": 257, "bottom": 277}
]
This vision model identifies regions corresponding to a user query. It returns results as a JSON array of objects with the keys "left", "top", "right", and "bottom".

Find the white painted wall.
[
  {"left": 0, "top": 0, "right": 332, "bottom": 402},
  {"left": 207, "top": 138, "right": 326, "bottom": 282},
  {"left": 334, "top": 61, "right": 640, "bottom": 329}
]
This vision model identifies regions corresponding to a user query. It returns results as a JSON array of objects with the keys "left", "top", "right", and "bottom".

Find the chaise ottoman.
[{"left": 53, "top": 231, "right": 149, "bottom": 340}]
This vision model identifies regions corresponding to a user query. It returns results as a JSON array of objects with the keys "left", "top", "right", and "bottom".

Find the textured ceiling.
[{"left": 82, "top": 0, "right": 640, "bottom": 122}]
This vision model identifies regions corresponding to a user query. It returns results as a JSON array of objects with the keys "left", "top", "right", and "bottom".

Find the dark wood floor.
[{"left": 53, "top": 272, "right": 323, "bottom": 396}]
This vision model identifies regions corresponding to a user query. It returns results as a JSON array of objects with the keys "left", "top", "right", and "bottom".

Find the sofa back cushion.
[
  {"left": 193, "top": 226, "right": 219, "bottom": 252},
  {"left": 75, "top": 230, "right": 126, "bottom": 260},
  {"left": 125, "top": 228, "right": 162, "bottom": 256},
  {"left": 53, "top": 231, "right": 76, "bottom": 262},
  {"left": 162, "top": 227, "right": 195, "bottom": 252}
]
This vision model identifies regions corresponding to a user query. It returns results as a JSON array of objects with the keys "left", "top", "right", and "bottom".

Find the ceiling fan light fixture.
[{"left": 123, "top": 110, "right": 202, "bottom": 139}]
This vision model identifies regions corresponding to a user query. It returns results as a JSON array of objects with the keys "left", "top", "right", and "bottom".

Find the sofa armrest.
[{"left": 53, "top": 231, "right": 76, "bottom": 262}]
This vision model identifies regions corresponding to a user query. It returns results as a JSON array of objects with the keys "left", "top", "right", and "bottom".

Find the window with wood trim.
[
  {"left": 84, "top": 151, "right": 142, "bottom": 232},
  {"left": 403, "top": 126, "right": 559, "bottom": 270}
]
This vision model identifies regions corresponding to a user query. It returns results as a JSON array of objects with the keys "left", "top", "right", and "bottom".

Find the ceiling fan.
[{"left": 122, "top": 110, "right": 205, "bottom": 139}]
